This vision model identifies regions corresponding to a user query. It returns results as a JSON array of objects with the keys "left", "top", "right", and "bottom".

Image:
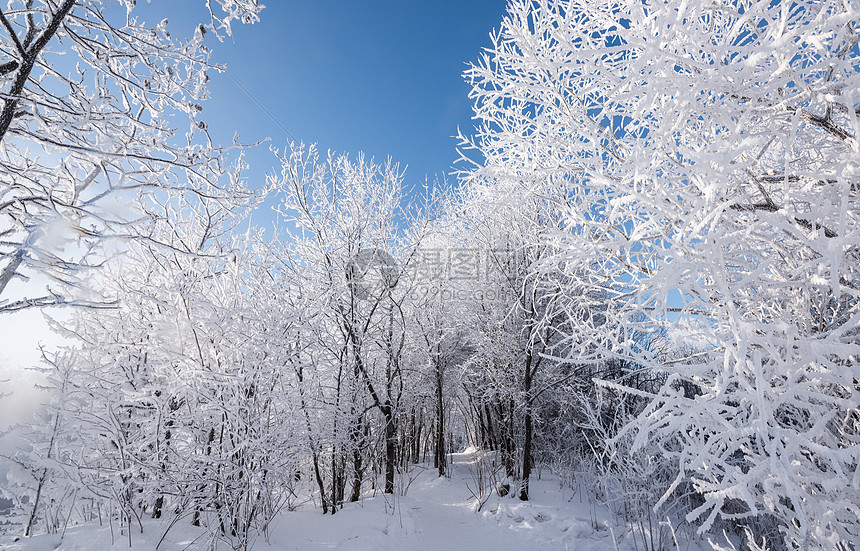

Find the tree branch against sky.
[{"left": 0, "top": 0, "right": 263, "bottom": 312}]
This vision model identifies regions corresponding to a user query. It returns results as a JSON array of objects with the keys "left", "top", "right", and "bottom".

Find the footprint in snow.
[{"left": 533, "top": 512, "right": 551, "bottom": 523}]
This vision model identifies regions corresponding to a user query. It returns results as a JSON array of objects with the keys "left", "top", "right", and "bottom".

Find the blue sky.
[{"left": 144, "top": 1, "right": 508, "bottom": 191}]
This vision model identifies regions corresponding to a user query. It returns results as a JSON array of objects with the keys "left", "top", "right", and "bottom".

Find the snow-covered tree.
[
  {"left": 0, "top": 0, "right": 262, "bottom": 312},
  {"left": 15, "top": 188, "right": 302, "bottom": 549},
  {"left": 271, "top": 144, "right": 416, "bottom": 507},
  {"left": 464, "top": 0, "right": 860, "bottom": 547},
  {"left": 454, "top": 175, "right": 605, "bottom": 501},
  {"left": 406, "top": 216, "right": 466, "bottom": 477}
]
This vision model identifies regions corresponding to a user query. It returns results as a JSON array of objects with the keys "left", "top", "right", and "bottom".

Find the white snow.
[{"left": 0, "top": 451, "right": 711, "bottom": 551}]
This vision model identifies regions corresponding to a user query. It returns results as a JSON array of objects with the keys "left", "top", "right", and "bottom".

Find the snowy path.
[
  {"left": 265, "top": 452, "right": 618, "bottom": 551},
  {"left": 1, "top": 452, "right": 692, "bottom": 551}
]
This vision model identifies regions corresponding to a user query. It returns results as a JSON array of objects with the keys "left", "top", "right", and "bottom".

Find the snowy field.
[{"left": 0, "top": 450, "right": 714, "bottom": 551}]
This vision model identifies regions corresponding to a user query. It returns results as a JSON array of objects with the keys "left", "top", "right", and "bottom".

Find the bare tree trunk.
[
  {"left": 0, "top": 249, "right": 23, "bottom": 300},
  {"left": 413, "top": 410, "right": 423, "bottom": 464},
  {"left": 349, "top": 416, "right": 366, "bottom": 502},
  {"left": 0, "top": 0, "right": 77, "bottom": 143},
  {"left": 499, "top": 399, "right": 516, "bottom": 479},
  {"left": 311, "top": 452, "right": 328, "bottom": 514},
  {"left": 482, "top": 402, "right": 495, "bottom": 449},
  {"left": 24, "top": 468, "right": 46, "bottom": 537},
  {"left": 383, "top": 404, "right": 395, "bottom": 494},
  {"left": 520, "top": 351, "right": 535, "bottom": 501},
  {"left": 434, "top": 360, "right": 446, "bottom": 476}
]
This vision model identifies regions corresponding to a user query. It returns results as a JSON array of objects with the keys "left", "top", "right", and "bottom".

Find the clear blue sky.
[{"left": 144, "top": 1, "right": 508, "bottom": 191}]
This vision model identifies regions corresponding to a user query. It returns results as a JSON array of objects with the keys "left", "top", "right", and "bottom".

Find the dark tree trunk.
[
  {"left": 520, "top": 351, "right": 535, "bottom": 501},
  {"left": 0, "top": 0, "right": 76, "bottom": 143},
  {"left": 482, "top": 402, "right": 496, "bottom": 449},
  {"left": 383, "top": 404, "right": 396, "bottom": 494},
  {"left": 330, "top": 452, "right": 339, "bottom": 514},
  {"left": 499, "top": 399, "right": 516, "bottom": 479},
  {"left": 412, "top": 410, "right": 423, "bottom": 465},
  {"left": 349, "top": 417, "right": 367, "bottom": 502},
  {"left": 24, "top": 469, "right": 46, "bottom": 536},
  {"left": 434, "top": 360, "right": 446, "bottom": 476},
  {"left": 311, "top": 452, "right": 328, "bottom": 514}
]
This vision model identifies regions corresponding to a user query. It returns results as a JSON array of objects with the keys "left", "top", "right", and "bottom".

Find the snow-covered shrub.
[{"left": 573, "top": 385, "right": 684, "bottom": 551}]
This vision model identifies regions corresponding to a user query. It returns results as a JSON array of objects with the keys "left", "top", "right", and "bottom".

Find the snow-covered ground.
[{"left": 1, "top": 450, "right": 711, "bottom": 551}]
